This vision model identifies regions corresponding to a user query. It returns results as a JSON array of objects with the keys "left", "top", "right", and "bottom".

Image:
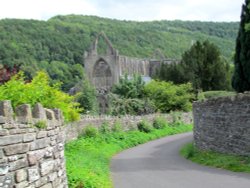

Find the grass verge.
[
  {"left": 180, "top": 143, "right": 250, "bottom": 173},
  {"left": 65, "top": 122, "right": 193, "bottom": 188}
]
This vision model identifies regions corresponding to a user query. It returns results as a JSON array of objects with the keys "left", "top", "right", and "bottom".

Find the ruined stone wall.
[
  {"left": 118, "top": 56, "right": 150, "bottom": 76},
  {"left": 0, "top": 101, "right": 67, "bottom": 188},
  {"left": 65, "top": 112, "right": 193, "bottom": 142},
  {"left": 193, "top": 94, "right": 250, "bottom": 156}
]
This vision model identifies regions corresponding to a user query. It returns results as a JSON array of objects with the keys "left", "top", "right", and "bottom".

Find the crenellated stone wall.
[
  {"left": 65, "top": 112, "right": 193, "bottom": 142},
  {"left": 193, "top": 94, "right": 250, "bottom": 156},
  {"left": 0, "top": 101, "right": 68, "bottom": 188}
]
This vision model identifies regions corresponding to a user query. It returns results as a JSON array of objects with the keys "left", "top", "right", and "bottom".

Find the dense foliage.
[
  {"left": 144, "top": 80, "right": 194, "bottom": 112},
  {"left": 65, "top": 121, "right": 193, "bottom": 188},
  {"left": 181, "top": 143, "right": 250, "bottom": 173},
  {"left": 0, "top": 71, "right": 81, "bottom": 122},
  {"left": 75, "top": 79, "right": 98, "bottom": 114},
  {"left": 157, "top": 41, "right": 232, "bottom": 91},
  {"left": 0, "top": 16, "right": 238, "bottom": 91},
  {"left": 232, "top": 0, "right": 250, "bottom": 92},
  {"left": 109, "top": 75, "right": 156, "bottom": 115}
]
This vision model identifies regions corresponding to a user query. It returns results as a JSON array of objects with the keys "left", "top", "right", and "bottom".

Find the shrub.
[
  {"left": 144, "top": 80, "right": 194, "bottom": 112},
  {"left": 99, "top": 121, "right": 111, "bottom": 134},
  {"left": 82, "top": 125, "right": 98, "bottom": 138},
  {"left": 137, "top": 120, "right": 152, "bottom": 133},
  {"left": 111, "top": 120, "right": 123, "bottom": 132},
  {"left": 153, "top": 116, "right": 167, "bottom": 129},
  {"left": 34, "top": 120, "right": 47, "bottom": 129},
  {"left": 0, "top": 71, "right": 81, "bottom": 122},
  {"left": 170, "top": 111, "right": 183, "bottom": 126}
]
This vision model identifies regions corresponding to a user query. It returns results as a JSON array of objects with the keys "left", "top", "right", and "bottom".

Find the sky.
[{"left": 0, "top": 0, "right": 245, "bottom": 22}]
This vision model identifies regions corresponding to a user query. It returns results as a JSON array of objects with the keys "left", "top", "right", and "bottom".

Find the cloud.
[
  {"left": 0, "top": 0, "right": 98, "bottom": 20},
  {"left": 0, "top": 0, "right": 244, "bottom": 21}
]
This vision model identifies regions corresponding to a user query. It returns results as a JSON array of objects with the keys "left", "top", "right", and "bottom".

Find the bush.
[
  {"left": 82, "top": 125, "right": 98, "bottom": 138},
  {"left": 99, "top": 121, "right": 111, "bottom": 134},
  {"left": 153, "top": 116, "right": 167, "bottom": 129},
  {"left": 0, "top": 71, "right": 81, "bottom": 122},
  {"left": 34, "top": 120, "right": 47, "bottom": 129},
  {"left": 144, "top": 80, "right": 194, "bottom": 112},
  {"left": 111, "top": 120, "right": 123, "bottom": 132},
  {"left": 137, "top": 120, "right": 152, "bottom": 133}
]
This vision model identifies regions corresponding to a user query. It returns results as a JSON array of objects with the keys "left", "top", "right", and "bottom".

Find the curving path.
[{"left": 111, "top": 132, "right": 250, "bottom": 188}]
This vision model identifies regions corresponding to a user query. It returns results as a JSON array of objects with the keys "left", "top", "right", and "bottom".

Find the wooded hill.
[{"left": 0, "top": 15, "right": 238, "bottom": 91}]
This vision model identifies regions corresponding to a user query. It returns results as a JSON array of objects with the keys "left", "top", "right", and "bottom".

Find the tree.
[
  {"left": 76, "top": 79, "right": 98, "bottom": 114},
  {"left": 109, "top": 75, "right": 155, "bottom": 115},
  {"left": 157, "top": 40, "right": 231, "bottom": 91},
  {"left": 232, "top": 0, "right": 250, "bottom": 92}
]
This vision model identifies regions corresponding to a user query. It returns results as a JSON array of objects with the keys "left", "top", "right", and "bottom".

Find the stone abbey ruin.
[{"left": 84, "top": 32, "right": 177, "bottom": 113}]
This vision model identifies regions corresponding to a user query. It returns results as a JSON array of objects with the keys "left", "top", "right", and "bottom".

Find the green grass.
[
  {"left": 180, "top": 143, "right": 250, "bottom": 173},
  {"left": 65, "top": 123, "right": 193, "bottom": 188},
  {"left": 198, "top": 91, "right": 236, "bottom": 101}
]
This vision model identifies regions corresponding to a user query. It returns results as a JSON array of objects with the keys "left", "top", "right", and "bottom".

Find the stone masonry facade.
[
  {"left": 193, "top": 93, "right": 250, "bottom": 156},
  {"left": 0, "top": 101, "right": 68, "bottom": 188}
]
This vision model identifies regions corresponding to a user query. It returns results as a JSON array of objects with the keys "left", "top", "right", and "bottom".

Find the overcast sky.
[{"left": 0, "top": 0, "right": 244, "bottom": 22}]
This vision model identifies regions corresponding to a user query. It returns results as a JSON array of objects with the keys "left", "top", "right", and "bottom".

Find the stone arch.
[{"left": 93, "top": 59, "right": 112, "bottom": 90}]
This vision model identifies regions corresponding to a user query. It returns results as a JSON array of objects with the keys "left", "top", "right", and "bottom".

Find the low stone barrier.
[
  {"left": 65, "top": 112, "right": 193, "bottom": 142},
  {"left": 193, "top": 94, "right": 250, "bottom": 156},
  {"left": 0, "top": 101, "right": 67, "bottom": 188}
]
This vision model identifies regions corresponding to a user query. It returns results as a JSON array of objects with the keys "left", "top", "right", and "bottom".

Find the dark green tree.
[
  {"left": 232, "top": 0, "right": 250, "bottom": 92},
  {"left": 158, "top": 40, "right": 231, "bottom": 91}
]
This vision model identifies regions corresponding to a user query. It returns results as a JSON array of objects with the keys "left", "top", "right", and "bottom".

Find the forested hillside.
[{"left": 0, "top": 15, "right": 238, "bottom": 91}]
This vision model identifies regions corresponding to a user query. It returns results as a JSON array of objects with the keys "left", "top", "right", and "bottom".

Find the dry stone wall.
[
  {"left": 193, "top": 94, "right": 250, "bottom": 156},
  {"left": 65, "top": 112, "right": 193, "bottom": 142},
  {"left": 0, "top": 101, "right": 67, "bottom": 188}
]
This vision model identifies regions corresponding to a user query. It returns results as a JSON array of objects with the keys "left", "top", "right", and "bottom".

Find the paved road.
[{"left": 111, "top": 132, "right": 250, "bottom": 188}]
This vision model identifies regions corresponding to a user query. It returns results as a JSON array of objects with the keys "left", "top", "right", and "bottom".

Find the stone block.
[
  {"left": 48, "top": 172, "right": 57, "bottom": 182},
  {"left": 15, "top": 104, "right": 33, "bottom": 124},
  {"left": 15, "top": 169, "right": 27, "bottom": 183},
  {"left": 44, "top": 147, "right": 53, "bottom": 158},
  {"left": 51, "top": 178, "right": 61, "bottom": 188},
  {"left": 30, "top": 138, "right": 49, "bottom": 151},
  {"left": 0, "top": 116, "right": 6, "bottom": 124},
  {"left": 45, "top": 109, "right": 55, "bottom": 120},
  {"left": 0, "top": 101, "right": 13, "bottom": 123},
  {"left": 40, "top": 160, "right": 55, "bottom": 176},
  {"left": 53, "top": 109, "right": 64, "bottom": 123},
  {"left": 40, "top": 183, "right": 53, "bottom": 188},
  {"left": 27, "top": 150, "right": 45, "bottom": 166},
  {"left": 35, "top": 176, "right": 48, "bottom": 187},
  {"left": 9, "top": 129, "right": 27, "bottom": 135},
  {"left": 0, "top": 135, "right": 23, "bottom": 146},
  {"left": 2, "top": 123, "right": 17, "bottom": 129},
  {"left": 32, "top": 103, "right": 46, "bottom": 120},
  {"left": 0, "top": 174, "right": 13, "bottom": 188},
  {"left": 48, "top": 130, "right": 56, "bottom": 137},
  {"left": 37, "top": 131, "right": 47, "bottom": 139},
  {"left": 0, "top": 163, "right": 9, "bottom": 175},
  {"left": 0, "top": 149, "right": 3, "bottom": 159},
  {"left": 15, "top": 181, "right": 29, "bottom": 188},
  {"left": 3, "top": 143, "right": 29, "bottom": 155},
  {"left": 28, "top": 168, "right": 40, "bottom": 182},
  {"left": 0, "top": 129, "right": 8, "bottom": 136},
  {"left": 9, "top": 158, "right": 28, "bottom": 171},
  {"left": 8, "top": 155, "right": 18, "bottom": 162},
  {"left": 23, "top": 133, "right": 35, "bottom": 142},
  {"left": 0, "top": 158, "right": 7, "bottom": 164}
]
